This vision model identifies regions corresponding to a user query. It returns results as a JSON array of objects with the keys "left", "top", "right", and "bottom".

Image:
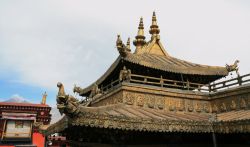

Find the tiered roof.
[{"left": 77, "top": 12, "right": 228, "bottom": 97}]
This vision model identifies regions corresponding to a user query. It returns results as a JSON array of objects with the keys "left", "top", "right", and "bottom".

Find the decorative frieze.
[{"left": 92, "top": 87, "right": 250, "bottom": 114}]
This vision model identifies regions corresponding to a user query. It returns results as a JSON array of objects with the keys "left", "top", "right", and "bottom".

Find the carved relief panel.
[
  {"left": 220, "top": 102, "right": 227, "bottom": 112},
  {"left": 203, "top": 103, "right": 210, "bottom": 113},
  {"left": 230, "top": 100, "right": 237, "bottom": 110},
  {"left": 124, "top": 92, "right": 135, "bottom": 105},
  {"left": 240, "top": 98, "right": 247, "bottom": 108},
  {"left": 176, "top": 99, "right": 185, "bottom": 111},
  {"left": 147, "top": 95, "right": 156, "bottom": 109},
  {"left": 156, "top": 97, "right": 164, "bottom": 110},
  {"left": 136, "top": 94, "right": 144, "bottom": 107},
  {"left": 195, "top": 101, "right": 203, "bottom": 113},
  {"left": 187, "top": 100, "right": 194, "bottom": 112},
  {"left": 168, "top": 99, "right": 176, "bottom": 111}
]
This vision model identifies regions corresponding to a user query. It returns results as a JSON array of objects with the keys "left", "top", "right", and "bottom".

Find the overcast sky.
[{"left": 0, "top": 0, "right": 249, "bottom": 106}]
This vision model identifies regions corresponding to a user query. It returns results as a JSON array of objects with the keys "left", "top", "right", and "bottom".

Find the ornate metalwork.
[
  {"left": 119, "top": 66, "right": 131, "bottom": 82},
  {"left": 56, "top": 82, "right": 80, "bottom": 116},
  {"left": 226, "top": 60, "right": 240, "bottom": 76},
  {"left": 116, "top": 35, "right": 131, "bottom": 57}
]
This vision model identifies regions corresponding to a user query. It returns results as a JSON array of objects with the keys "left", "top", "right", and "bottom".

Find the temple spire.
[
  {"left": 126, "top": 37, "right": 131, "bottom": 52},
  {"left": 116, "top": 34, "right": 123, "bottom": 49},
  {"left": 41, "top": 92, "right": 47, "bottom": 105},
  {"left": 149, "top": 11, "right": 160, "bottom": 40},
  {"left": 133, "top": 17, "right": 146, "bottom": 53}
]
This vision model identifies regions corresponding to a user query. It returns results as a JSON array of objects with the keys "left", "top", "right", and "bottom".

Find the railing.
[
  {"left": 208, "top": 73, "right": 250, "bottom": 92},
  {"left": 130, "top": 74, "right": 208, "bottom": 91},
  {"left": 98, "top": 73, "right": 250, "bottom": 94},
  {"left": 101, "top": 79, "right": 120, "bottom": 93}
]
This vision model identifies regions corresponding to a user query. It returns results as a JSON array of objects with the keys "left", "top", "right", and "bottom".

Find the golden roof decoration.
[
  {"left": 126, "top": 37, "right": 131, "bottom": 51},
  {"left": 133, "top": 17, "right": 146, "bottom": 53},
  {"left": 149, "top": 11, "right": 160, "bottom": 37},
  {"left": 131, "top": 12, "right": 169, "bottom": 56},
  {"left": 116, "top": 35, "right": 131, "bottom": 57},
  {"left": 80, "top": 12, "right": 228, "bottom": 96}
]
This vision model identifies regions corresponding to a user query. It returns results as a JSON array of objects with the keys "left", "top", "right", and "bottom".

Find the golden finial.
[
  {"left": 126, "top": 37, "right": 131, "bottom": 51},
  {"left": 138, "top": 17, "right": 144, "bottom": 36},
  {"left": 149, "top": 11, "right": 160, "bottom": 39},
  {"left": 41, "top": 92, "right": 47, "bottom": 105},
  {"left": 133, "top": 17, "right": 146, "bottom": 51},
  {"left": 116, "top": 34, "right": 123, "bottom": 48},
  {"left": 116, "top": 35, "right": 122, "bottom": 50}
]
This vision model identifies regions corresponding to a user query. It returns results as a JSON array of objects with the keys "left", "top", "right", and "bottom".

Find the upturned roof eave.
[
  {"left": 40, "top": 104, "right": 250, "bottom": 134},
  {"left": 79, "top": 53, "right": 228, "bottom": 96}
]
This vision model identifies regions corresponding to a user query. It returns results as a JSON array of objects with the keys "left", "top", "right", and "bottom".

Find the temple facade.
[
  {"left": 40, "top": 12, "right": 250, "bottom": 146},
  {"left": 0, "top": 93, "right": 51, "bottom": 147}
]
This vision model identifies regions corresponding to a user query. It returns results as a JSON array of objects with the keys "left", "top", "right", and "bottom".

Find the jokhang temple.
[{"left": 39, "top": 12, "right": 250, "bottom": 146}]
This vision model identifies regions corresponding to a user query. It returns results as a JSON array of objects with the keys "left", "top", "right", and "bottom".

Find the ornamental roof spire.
[
  {"left": 133, "top": 17, "right": 146, "bottom": 53},
  {"left": 126, "top": 37, "right": 131, "bottom": 52},
  {"left": 41, "top": 92, "right": 47, "bottom": 105},
  {"left": 149, "top": 11, "right": 160, "bottom": 39},
  {"left": 116, "top": 34, "right": 123, "bottom": 49}
]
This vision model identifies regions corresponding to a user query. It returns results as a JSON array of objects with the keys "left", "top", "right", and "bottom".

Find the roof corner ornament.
[
  {"left": 226, "top": 60, "right": 240, "bottom": 76},
  {"left": 133, "top": 17, "right": 146, "bottom": 52},
  {"left": 89, "top": 83, "right": 102, "bottom": 99},
  {"left": 149, "top": 11, "right": 160, "bottom": 41},
  {"left": 73, "top": 84, "right": 83, "bottom": 94},
  {"left": 116, "top": 35, "right": 130, "bottom": 57},
  {"left": 56, "top": 82, "right": 80, "bottom": 116},
  {"left": 119, "top": 66, "right": 131, "bottom": 82}
]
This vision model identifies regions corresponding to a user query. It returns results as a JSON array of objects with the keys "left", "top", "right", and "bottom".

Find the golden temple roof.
[
  {"left": 39, "top": 12, "right": 250, "bottom": 138},
  {"left": 77, "top": 12, "right": 228, "bottom": 96}
]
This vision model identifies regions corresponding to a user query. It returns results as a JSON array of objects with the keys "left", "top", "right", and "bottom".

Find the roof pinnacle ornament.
[
  {"left": 116, "top": 34, "right": 123, "bottom": 49},
  {"left": 41, "top": 92, "right": 47, "bottom": 105},
  {"left": 149, "top": 11, "right": 160, "bottom": 40},
  {"left": 116, "top": 35, "right": 130, "bottom": 57},
  {"left": 126, "top": 37, "right": 131, "bottom": 52},
  {"left": 133, "top": 17, "right": 146, "bottom": 52}
]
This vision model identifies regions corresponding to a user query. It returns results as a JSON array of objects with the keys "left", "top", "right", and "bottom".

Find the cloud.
[{"left": 0, "top": 0, "right": 250, "bottom": 96}]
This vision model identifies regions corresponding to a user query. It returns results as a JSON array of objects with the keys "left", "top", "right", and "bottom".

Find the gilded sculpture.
[
  {"left": 89, "top": 83, "right": 101, "bottom": 98},
  {"left": 119, "top": 66, "right": 131, "bottom": 82},
  {"left": 56, "top": 82, "right": 80, "bottom": 116},
  {"left": 116, "top": 35, "right": 131, "bottom": 57},
  {"left": 226, "top": 60, "right": 240, "bottom": 76}
]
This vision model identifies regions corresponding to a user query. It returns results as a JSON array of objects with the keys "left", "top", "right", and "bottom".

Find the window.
[{"left": 15, "top": 121, "right": 24, "bottom": 128}]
